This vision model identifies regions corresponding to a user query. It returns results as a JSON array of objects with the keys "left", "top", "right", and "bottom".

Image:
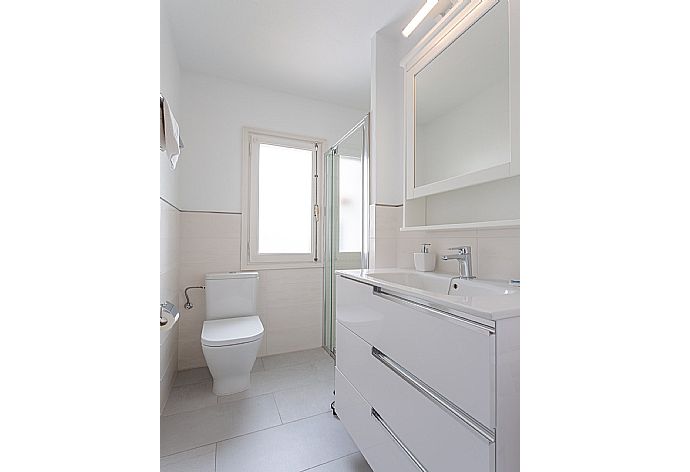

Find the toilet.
[{"left": 201, "top": 271, "right": 264, "bottom": 395}]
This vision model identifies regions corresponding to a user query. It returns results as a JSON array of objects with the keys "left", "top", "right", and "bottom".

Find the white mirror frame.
[{"left": 402, "top": 0, "right": 519, "bottom": 200}]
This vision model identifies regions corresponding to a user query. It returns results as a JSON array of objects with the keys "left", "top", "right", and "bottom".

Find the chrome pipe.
[{"left": 183, "top": 286, "right": 205, "bottom": 309}]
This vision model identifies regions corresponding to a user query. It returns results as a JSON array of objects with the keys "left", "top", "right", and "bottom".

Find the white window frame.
[{"left": 241, "top": 127, "right": 324, "bottom": 270}]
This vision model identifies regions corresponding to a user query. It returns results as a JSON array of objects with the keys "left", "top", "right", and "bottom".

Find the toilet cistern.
[{"left": 442, "top": 246, "right": 476, "bottom": 279}]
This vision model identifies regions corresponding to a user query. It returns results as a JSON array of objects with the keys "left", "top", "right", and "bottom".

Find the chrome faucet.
[{"left": 442, "top": 246, "right": 475, "bottom": 279}]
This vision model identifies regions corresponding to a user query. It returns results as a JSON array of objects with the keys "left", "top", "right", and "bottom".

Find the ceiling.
[{"left": 163, "top": 0, "right": 428, "bottom": 110}]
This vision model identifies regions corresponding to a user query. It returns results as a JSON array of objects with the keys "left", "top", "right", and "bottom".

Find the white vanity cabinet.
[{"left": 335, "top": 274, "right": 519, "bottom": 472}]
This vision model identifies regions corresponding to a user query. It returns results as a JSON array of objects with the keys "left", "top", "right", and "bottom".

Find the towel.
[{"left": 160, "top": 94, "right": 184, "bottom": 170}]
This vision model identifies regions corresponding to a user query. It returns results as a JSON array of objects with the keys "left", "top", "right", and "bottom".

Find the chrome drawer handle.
[
  {"left": 371, "top": 408, "right": 429, "bottom": 472},
  {"left": 372, "top": 286, "right": 495, "bottom": 335},
  {"left": 372, "top": 346, "right": 496, "bottom": 444}
]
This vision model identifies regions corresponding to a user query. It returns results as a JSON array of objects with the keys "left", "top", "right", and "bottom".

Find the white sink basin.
[
  {"left": 366, "top": 271, "right": 518, "bottom": 297},
  {"left": 447, "top": 278, "right": 518, "bottom": 297},
  {"left": 367, "top": 271, "right": 451, "bottom": 293},
  {"left": 336, "top": 269, "right": 520, "bottom": 320}
]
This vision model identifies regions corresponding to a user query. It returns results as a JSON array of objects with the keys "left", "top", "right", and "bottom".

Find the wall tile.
[
  {"left": 177, "top": 293, "right": 206, "bottom": 370},
  {"left": 180, "top": 212, "right": 241, "bottom": 239},
  {"left": 476, "top": 236, "right": 520, "bottom": 280},
  {"left": 372, "top": 237, "right": 397, "bottom": 268},
  {"left": 477, "top": 227, "right": 519, "bottom": 239},
  {"left": 176, "top": 211, "right": 327, "bottom": 368},
  {"left": 258, "top": 268, "right": 323, "bottom": 356},
  {"left": 368, "top": 205, "right": 377, "bottom": 238},
  {"left": 161, "top": 323, "right": 179, "bottom": 380},
  {"left": 179, "top": 332, "right": 207, "bottom": 371},
  {"left": 160, "top": 269, "right": 178, "bottom": 304},
  {"left": 374, "top": 205, "right": 402, "bottom": 239},
  {"left": 160, "top": 358, "right": 177, "bottom": 414},
  {"left": 179, "top": 259, "right": 241, "bottom": 288},
  {"left": 160, "top": 200, "right": 180, "bottom": 239},
  {"left": 265, "top": 324, "right": 323, "bottom": 356},
  {"left": 372, "top": 203, "right": 519, "bottom": 280},
  {"left": 160, "top": 235, "right": 179, "bottom": 275},
  {"left": 161, "top": 200, "right": 180, "bottom": 413},
  {"left": 179, "top": 237, "right": 241, "bottom": 265},
  {"left": 396, "top": 237, "right": 425, "bottom": 269},
  {"left": 397, "top": 229, "right": 426, "bottom": 240}
]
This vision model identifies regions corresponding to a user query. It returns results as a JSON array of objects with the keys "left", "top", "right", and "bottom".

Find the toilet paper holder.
[{"left": 160, "top": 301, "right": 179, "bottom": 326}]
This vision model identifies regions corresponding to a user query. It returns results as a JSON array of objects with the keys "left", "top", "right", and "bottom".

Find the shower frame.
[{"left": 322, "top": 114, "right": 370, "bottom": 357}]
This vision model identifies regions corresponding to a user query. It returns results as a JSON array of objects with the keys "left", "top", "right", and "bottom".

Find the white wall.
[
  {"left": 173, "top": 70, "right": 365, "bottom": 369},
  {"left": 370, "top": 32, "right": 405, "bottom": 205},
  {"left": 160, "top": 10, "right": 181, "bottom": 207},
  {"left": 178, "top": 71, "right": 365, "bottom": 212},
  {"left": 160, "top": 9, "right": 182, "bottom": 411}
]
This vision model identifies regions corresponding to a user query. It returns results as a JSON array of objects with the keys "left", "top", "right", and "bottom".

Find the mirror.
[{"left": 413, "top": 0, "right": 510, "bottom": 193}]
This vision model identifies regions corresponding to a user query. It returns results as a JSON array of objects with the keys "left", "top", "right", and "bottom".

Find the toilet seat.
[{"left": 201, "top": 316, "right": 264, "bottom": 347}]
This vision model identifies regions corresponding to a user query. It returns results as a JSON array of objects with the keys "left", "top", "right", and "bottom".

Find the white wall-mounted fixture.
[
  {"left": 399, "top": 0, "right": 520, "bottom": 232},
  {"left": 402, "top": 0, "right": 439, "bottom": 37}
]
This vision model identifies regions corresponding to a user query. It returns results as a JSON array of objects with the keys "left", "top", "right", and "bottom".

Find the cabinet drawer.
[
  {"left": 336, "top": 275, "right": 495, "bottom": 427},
  {"left": 335, "top": 368, "right": 421, "bottom": 472},
  {"left": 337, "top": 323, "right": 495, "bottom": 472}
]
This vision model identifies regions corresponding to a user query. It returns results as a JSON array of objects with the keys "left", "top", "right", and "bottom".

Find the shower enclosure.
[{"left": 323, "top": 115, "right": 369, "bottom": 356}]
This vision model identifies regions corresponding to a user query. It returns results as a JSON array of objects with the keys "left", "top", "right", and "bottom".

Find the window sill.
[{"left": 241, "top": 261, "right": 324, "bottom": 271}]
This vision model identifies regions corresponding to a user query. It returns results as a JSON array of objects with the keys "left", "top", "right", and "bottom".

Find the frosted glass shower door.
[{"left": 323, "top": 115, "right": 369, "bottom": 356}]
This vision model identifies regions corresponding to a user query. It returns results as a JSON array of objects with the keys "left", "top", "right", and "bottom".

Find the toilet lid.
[{"left": 201, "top": 316, "right": 264, "bottom": 347}]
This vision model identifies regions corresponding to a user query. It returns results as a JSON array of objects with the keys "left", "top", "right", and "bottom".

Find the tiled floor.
[{"left": 161, "top": 348, "right": 373, "bottom": 472}]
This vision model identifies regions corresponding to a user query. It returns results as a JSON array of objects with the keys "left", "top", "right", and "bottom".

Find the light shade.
[{"left": 402, "top": 0, "right": 439, "bottom": 37}]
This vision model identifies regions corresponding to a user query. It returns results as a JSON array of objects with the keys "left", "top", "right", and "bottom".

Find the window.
[{"left": 242, "top": 129, "right": 323, "bottom": 268}]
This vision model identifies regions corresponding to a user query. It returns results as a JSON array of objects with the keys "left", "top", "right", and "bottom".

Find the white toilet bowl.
[{"left": 201, "top": 315, "right": 264, "bottom": 395}]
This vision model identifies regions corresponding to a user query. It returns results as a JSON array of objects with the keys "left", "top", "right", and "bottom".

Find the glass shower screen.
[{"left": 323, "top": 115, "right": 369, "bottom": 356}]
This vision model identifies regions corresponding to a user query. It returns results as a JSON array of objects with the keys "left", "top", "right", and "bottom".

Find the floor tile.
[
  {"left": 163, "top": 380, "right": 218, "bottom": 416},
  {"left": 305, "top": 453, "right": 373, "bottom": 472},
  {"left": 274, "top": 382, "right": 335, "bottom": 423},
  {"left": 215, "top": 412, "right": 358, "bottom": 472},
  {"left": 174, "top": 367, "right": 212, "bottom": 387},
  {"left": 161, "top": 393, "right": 281, "bottom": 456},
  {"left": 173, "top": 359, "right": 263, "bottom": 389},
  {"left": 160, "top": 444, "right": 216, "bottom": 472},
  {"left": 262, "top": 348, "right": 331, "bottom": 370},
  {"left": 315, "top": 358, "right": 336, "bottom": 385},
  {"left": 217, "top": 361, "right": 324, "bottom": 404}
]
